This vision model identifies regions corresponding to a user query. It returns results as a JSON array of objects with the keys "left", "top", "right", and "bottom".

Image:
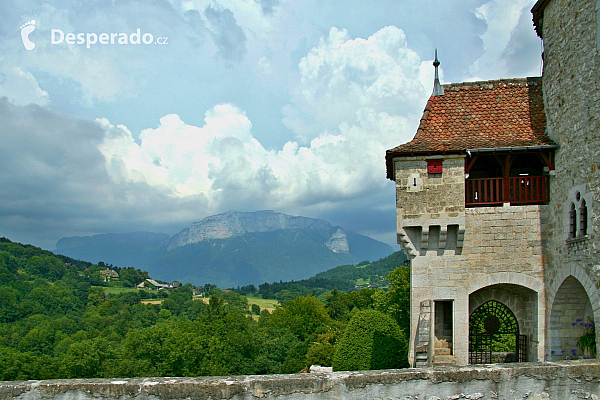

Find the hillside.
[
  {"left": 56, "top": 232, "right": 169, "bottom": 266},
  {"left": 0, "top": 237, "right": 411, "bottom": 381},
  {"left": 257, "top": 251, "right": 408, "bottom": 300},
  {"left": 150, "top": 229, "right": 358, "bottom": 287},
  {"left": 55, "top": 211, "right": 394, "bottom": 287}
]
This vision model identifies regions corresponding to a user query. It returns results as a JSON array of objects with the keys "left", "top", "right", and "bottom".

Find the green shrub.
[{"left": 332, "top": 309, "right": 408, "bottom": 371}]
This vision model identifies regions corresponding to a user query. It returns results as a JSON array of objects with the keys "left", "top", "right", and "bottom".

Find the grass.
[
  {"left": 95, "top": 287, "right": 279, "bottom": 312},
  {"left": 193, "top": 294, "right": 279, "bottom": 311},
  {"left": 95, "top": 286, "right": 163, "bottom": 303},
  {"left": 95, "top": 286, "right": 140, "bottom": 295},
  {"left": 245, "top": 295, "right": 279, "bottom": 312},
  {"left": 193, "top": 296, "right": 210, "bottom": 304},
  {"left": 140, "top": 299, "right": 163, "bottom": 305}
]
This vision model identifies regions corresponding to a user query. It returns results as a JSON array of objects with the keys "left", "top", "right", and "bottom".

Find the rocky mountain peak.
[{"left": 167, "top": 210, "right": 349, "bottom": 253}]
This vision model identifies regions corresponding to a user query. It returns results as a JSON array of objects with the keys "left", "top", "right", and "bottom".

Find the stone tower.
[
  {"left": 386, "top": 78, "right": 554, "bottom": 366},
  {"left": 532, "top": 0, "right": 600, "bottom": 361},
  {"left": 385, "top": 0, "right": 600, "bottom": 367}
]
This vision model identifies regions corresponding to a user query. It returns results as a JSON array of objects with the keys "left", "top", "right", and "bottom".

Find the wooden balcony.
[{"left": 465, "top": 176, "right": 550, "bottom": 206}]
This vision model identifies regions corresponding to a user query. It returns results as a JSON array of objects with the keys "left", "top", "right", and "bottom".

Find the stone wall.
[
  {"left": 394, "top": 155, "right": 465, "bottom": 224},
  {"left": 548, "top": 277, "right": 594, "bottom": 360},
  {"left": 539, "top": 0, "right": 600, "bottom": 353},
  {"left": 406, "top": 203, "right": 547, "bottom": 365},
  {"left": 394, "top": 150, "right": 550, "bottom": 365},
  {"left": 2, "top": 361, "right": 599, "bottom": 400},
  {"left": 464, "top": 206, "right": 547, "bottom": 275},
  {"left": 393, "top": 154, "right": 466, "bottom": 260}
]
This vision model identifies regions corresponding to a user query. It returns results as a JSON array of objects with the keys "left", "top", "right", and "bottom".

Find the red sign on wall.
[{"left": 427, "top": 159, "right": 443, "bottom": 174}]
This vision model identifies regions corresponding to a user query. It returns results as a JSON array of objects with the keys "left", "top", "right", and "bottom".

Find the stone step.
[
  {"left": 433, "top": 355, "right": 455, "bottom": 365},
  {"left": 434, "top": 347, "right": 452, "bottom": 356},
  {"left": 416, "top": 344, "right": 428, "bottom": 353}
]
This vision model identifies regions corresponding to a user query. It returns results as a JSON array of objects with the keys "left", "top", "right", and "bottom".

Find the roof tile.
[
  {"left": 387, "top": 77, "right": 553, "bottom": 154},
  {"left": 385, "top": 77, "right": 555, "bottom": 179}
]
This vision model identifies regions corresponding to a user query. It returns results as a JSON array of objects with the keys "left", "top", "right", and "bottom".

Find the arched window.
[
  {"left": 569, "top": 203, "right": 577, "bottom": 238},
  {"left": 579, "top": 199, "right": 588, "bottom": 236}
]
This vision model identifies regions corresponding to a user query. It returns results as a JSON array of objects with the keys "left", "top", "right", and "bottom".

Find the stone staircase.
[
  {"left": 413, "top": 300, "right": 456, "bottom": 367},
  {"left": 414, "top": 300, "right": 431, "bottom": 367},
  {"left": 432, "top": 338, "right": 455, "bottom": 365}
]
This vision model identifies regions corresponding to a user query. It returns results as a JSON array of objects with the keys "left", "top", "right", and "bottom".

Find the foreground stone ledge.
[{"left": 1, "top": 360, "right": 599, "bottom": 400}]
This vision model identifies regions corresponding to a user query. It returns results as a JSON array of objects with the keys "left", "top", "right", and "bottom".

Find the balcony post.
[{"left": 503, "top": 155, "right": 511, "bottom": 205}]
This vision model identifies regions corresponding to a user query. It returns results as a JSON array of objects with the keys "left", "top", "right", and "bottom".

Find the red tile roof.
[{"left": 386, "top": 77, "right": 555, "bottom": 179}]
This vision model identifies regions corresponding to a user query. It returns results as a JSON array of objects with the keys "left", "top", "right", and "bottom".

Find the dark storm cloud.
[
  {"left": 302, "top": 183, "right": 400, "bottom": 248},
  {"left": 204, "top": 5, "right": 247, "bottom": 62},
  {"left": 0, "top": 98, "right": 107, "bottom": 246},
  {"left": 0, "top": 99, "right": 208, "bottom": 249}
]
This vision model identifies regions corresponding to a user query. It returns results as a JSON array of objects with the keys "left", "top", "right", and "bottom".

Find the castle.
[{"left": 386, "top": 0, "right": 600, "bottom": 366}]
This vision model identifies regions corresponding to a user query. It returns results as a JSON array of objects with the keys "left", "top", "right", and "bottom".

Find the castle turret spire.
[{"left": 432, "top": 49, "right": 444, "bottom": 96}]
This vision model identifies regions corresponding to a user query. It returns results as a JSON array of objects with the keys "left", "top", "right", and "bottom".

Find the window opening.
[
  {"left": 569, "top": 203, "right": 577, "bottom": 239},
  {"left": 579, "top": 199, "right": 588, "bottom": 236}
]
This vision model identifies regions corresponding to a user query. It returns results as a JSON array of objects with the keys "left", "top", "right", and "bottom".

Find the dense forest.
[
  {"left": 0, "top": 238, "right": 410, "bottom": 381},
  {"left": 254, "top": 251, "right": 408, "bottom": 302}
]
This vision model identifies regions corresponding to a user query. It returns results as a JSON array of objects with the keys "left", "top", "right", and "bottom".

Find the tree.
[
  {"left": 252, "top": 327, "right": 299, "bottom": 374},
  {"left": 59, "top": 337, "right": 119, "bottom": 378},
  {"left": 373, "top": 267, "right": 410, "bottom": 333},
  {"left": 325, "top": 288, "right": 349, "bottom": 320},
  {"left": 332, "top": 309, "right": 408, "bottom": 371},
  {"left": 119, "top": 268, "right": 149, "bottom": 287},
  {"left": 265, "top": 295, "right": 333, "bottom": 341},
  {"left": 306, "top": 330, "right": 340, "bottom": 367}
]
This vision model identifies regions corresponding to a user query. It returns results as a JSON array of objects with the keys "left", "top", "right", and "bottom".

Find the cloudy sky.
[{"left": 0, "top": 0, "right": 542, "bottom": 250}]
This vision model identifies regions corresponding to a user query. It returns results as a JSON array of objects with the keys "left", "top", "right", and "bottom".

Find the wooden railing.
[{"left": 466, "top": 176, "right": 549, "bottom": 206}]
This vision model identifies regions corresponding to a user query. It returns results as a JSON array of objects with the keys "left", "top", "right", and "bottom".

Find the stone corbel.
[
  {"left": 398, "top": 230, "right": 418, "bottom": 258},
  {"left": 421, "top": 226, "right": 430, "bottom": 249},
  {"left": 457, "top": 226, "right": 465, "bottom": 248},
  {"left": 439, "top": 226, "right": 448, "bottom": 249}
]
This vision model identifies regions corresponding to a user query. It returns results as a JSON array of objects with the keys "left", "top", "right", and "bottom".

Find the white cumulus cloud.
[
  {"left": 467, "top": 0, "right": 541, "bottom": 80},
  {"left": 284, "top": 26, "right": 426, "bottom": 143},
  {"left": 97, "top": 25, "right": 427, "bottom": 217}
]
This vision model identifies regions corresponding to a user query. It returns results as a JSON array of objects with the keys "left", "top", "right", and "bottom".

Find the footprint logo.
[{"left": 20, "top": 20, "right": 36, "bottom": 50}]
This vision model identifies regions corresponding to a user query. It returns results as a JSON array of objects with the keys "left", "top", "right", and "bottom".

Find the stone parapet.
[{"left": 1, "top": 361, "right": 600, "bottom": 400}]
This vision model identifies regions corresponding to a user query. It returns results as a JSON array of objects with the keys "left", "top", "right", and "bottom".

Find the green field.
[
  {"left": 140, "top": 299, "right": 163, "bottom": 305},
  {"left": 245, "top": 295, "right": 279, "bottom": 312},
  {"left": 96, "top": 286, "right": 279, "bottom": 312},
  {"left": 95, "top": 286, "right": 140, "bottom": 295}
]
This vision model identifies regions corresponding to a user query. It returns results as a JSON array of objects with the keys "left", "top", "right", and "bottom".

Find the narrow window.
[
  {"left": 569, "top": 203, "right": 577, "bottom": 238},
  {"left": 579, "top": 199, "right": 588, "bottom": 236}
]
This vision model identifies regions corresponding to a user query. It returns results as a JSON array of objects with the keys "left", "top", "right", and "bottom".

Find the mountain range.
[{"left": 55, "top": 211, "right": 394, "bottom": 287}]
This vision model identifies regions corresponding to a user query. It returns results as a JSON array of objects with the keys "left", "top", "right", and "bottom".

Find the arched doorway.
[
  {"left": 469, "top": 300, "right": 527, "bottom": 364},
  {"left": 548, "top": 276, "right": 596, "bottom": 360}
]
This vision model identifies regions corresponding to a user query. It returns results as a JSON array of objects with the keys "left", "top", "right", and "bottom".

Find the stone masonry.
[
  {"left": 2, "top": 361, "right": 600, "bottom": 400},
  {"left": 533, "top": 0, "right": 600, "bottom": 361},
  {"left": 386, "top": 0, "right": 600, "bottom": 367},
  {"left": 394, "top": 154, "right": 548, "bottom": 365}
]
